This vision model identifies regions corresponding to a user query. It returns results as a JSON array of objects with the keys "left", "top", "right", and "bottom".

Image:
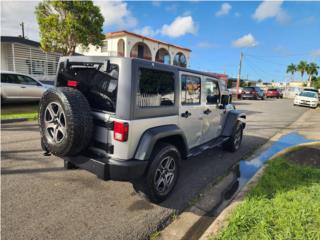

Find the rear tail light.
[
  {"left": 67, "top": 80, "right": 78, "bottom": 87},
  {"left": 113, "top": 121, "right": 129, "bottom": 142}
]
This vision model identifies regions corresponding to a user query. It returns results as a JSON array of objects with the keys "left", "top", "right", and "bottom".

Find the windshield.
[{"left": 299, "top": 91, "right": 317, "bottom": 98}]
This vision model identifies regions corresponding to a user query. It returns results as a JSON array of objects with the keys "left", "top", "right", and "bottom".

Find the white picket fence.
[{"left": 137, "top": 94, "right": 162, "bottom": 107}]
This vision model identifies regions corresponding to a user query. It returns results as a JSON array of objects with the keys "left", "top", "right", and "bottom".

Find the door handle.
[
  {"left": 20, "top": 86, "right": 26, "bottom": 88},
  {"left": 203, "top": 109, "right": 212, "bottom": 115},
  {"left": 181, "top": 111, "right": 192, "bottom": 118}
]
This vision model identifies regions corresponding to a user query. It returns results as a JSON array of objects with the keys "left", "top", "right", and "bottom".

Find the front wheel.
[
  {"left": 223, "top": 122, "right": 243, "bottom": 152},
  {"left": 145, "top": 143, "right": 181, "bottom": 203}
]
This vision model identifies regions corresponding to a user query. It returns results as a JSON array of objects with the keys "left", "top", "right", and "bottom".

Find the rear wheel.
[
  {"left": 145, "top": 143, "right": 181, "bottom": 203},
  {"left": 223, "top": 122, "right": 243, "bottom": 152}
]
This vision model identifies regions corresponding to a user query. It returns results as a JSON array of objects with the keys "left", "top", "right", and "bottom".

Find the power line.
[
  {"left": 245, "top": 54, "right": 289, "bottom": 67},
  {"left": 245, "top": 52, "right": 312, "bottom": 58}
]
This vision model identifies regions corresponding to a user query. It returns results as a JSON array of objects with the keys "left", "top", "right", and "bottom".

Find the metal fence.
[{"left": 5, "top": 43, "right": 61, "bottom": 81}]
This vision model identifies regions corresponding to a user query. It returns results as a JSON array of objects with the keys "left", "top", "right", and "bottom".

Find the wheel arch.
[
  {"left": 134, "top": 124, "right": 188, "bottom": 161},
  {"left": 221, "top": 110, "right": 246, "bottom": 137}
]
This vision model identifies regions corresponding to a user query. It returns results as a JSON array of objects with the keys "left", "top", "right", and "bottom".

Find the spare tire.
[{"left": 39, "top": 87, "right": 93, "bottom": 157}]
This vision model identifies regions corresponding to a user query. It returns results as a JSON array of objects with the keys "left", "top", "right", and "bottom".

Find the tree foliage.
[
  {"left": 36, "top": 0, "right": 105, "bottom": 55},
  {"left": 297, "top": 61, "right": 308, "bottom": 80},
  {"left": 286, "top": 63, "right": 296, "bottom": 80}
]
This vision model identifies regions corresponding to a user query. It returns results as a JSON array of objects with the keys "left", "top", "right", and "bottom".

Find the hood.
[{"left": 42, "top": 84, "right": 54, "bottom": 89}]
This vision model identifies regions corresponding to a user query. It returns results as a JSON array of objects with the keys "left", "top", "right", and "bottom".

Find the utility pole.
[
  {"left": 236, "top": 51, "right": 243, "bottom": 99},
  {"left": 20, "top": 22, "right": 25, "bottom": 38}
]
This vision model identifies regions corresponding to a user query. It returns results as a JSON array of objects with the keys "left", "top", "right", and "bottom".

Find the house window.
[{"left": 101, "top": 41, "right": 108, "bottom": 52}]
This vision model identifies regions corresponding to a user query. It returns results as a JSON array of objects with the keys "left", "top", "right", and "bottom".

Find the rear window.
[
  {"left": 137, "top": 68, "right": 175, "bottom": 107},
  {"left": 57, "top": 62, "right": 119, "bottom": 113},
  {"left": 243, "top": 87, "right": 254, "bottom": 91}
]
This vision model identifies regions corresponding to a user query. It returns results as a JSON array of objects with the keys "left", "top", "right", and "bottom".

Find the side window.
[
  {"left": 17, "top": 75, "right": 40, "bottom": 86},
  {"left": 138, "top": 68, "right": 175, "bottom": 107},
  {"left": 205, "top": 79, "right": 220, "bottom": 104},
  {"left": 2, "top": 74, "right": 20, "bottom": 84},
  {"left": 1, "top": 74, "right": 7, "bottom": 83},
  {"left": 181, "top": 74, "right": 201, "bottom": 105}
]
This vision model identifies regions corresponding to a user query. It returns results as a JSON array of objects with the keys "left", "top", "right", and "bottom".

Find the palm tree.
[
  {"left": 286, "top": 63, "right": 296, "bottom": 81},
  {"left": 306, "top": 62, "right": 319, "bottom": 87},
  {"left": 297, "top": 61, "right": 308, "bottom": 81}
]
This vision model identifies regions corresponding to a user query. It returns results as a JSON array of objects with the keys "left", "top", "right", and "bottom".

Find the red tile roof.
[{"left": 105, "top": 30, "right": 191, "bottom": 52}]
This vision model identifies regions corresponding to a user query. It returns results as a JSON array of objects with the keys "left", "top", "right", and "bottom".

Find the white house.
[
  {"left": 76, "top": 30, "right": 191, "bottom": 68},
  {"left": 1, "top": 36, "right": 62, "bottom": 82}
]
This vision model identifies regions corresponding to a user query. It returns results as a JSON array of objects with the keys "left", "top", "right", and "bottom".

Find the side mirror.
[{"left": 221, "top": 95, "right": 229, "bottom": 106}]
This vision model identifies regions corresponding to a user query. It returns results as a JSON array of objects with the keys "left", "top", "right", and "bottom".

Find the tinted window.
[
  {"left": 243, "top": 87, "right": 254, "bottom": 91},
  {"left": 205, "top": 79, "right": 220, "bottom": 104},
  {"left": 138, "top": 68, "right": 175, "bottom": 107},
  {"left": 181, "top": 75, "right": 201, "bottom": 105},
  {"left": 57, "top": 62, "right": 119, "bottom": 113},
  {"left": 1, "top": 74, "right": 20, "bottom": 84}
]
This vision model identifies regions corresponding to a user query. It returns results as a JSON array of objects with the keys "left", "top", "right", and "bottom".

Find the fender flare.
[
  {"left": 221, "top": 110, "right": 246, "bottom": 137},
  {"left": 134, "top": 124, "right": 188, "bottom": 161}
]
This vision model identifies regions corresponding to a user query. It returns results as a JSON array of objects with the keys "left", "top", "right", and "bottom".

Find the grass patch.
[
  {"left": 1, "top": 112, "right": 38, "bottom": 121},
  {"left": 210, "top": 158, "right": 320, "bottom": 240}
]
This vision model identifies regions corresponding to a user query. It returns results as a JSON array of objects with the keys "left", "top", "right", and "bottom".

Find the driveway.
[{"left": 1, "top": 99, "right": 308, "bottom": 240}]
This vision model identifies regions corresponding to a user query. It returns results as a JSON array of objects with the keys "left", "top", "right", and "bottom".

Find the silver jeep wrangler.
[{"left": 39, "top": 56, "right": 246, "bottom": 203}]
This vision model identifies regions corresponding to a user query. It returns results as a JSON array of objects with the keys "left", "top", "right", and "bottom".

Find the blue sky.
[
  {"left": 102, "top": 1, "right": 320, "bottom": 82},
  {"left": 1, "top": 1, "right": 320, "bottom": 82}
]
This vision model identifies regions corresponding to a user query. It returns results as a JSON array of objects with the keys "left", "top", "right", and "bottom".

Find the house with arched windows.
[{"left": 76, "top": 30, "right": 191, "bottom": 68}]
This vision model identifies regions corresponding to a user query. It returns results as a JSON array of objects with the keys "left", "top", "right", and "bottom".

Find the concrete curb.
[
  {"left": 1, "top": 118, "right": 28, "bottom": 124},
  {"left": 159, "top": 169, "right": 238, "bottom": 240}
]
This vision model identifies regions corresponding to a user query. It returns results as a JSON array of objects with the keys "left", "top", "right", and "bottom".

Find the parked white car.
[
  {"left": 294, "top": 91, "right": 319, "bottom": 108},
  {"left": 1, "top": 71, "right": 53, "bottom": 103}
]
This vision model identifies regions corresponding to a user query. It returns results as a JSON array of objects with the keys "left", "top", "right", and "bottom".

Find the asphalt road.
[{"left": 1, "top": 99, "right": 307, "bottom": 240}]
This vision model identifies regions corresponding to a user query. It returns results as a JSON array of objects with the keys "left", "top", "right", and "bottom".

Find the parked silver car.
[{"left": 1, "top": 71, "right": 52, "bottom": 103}]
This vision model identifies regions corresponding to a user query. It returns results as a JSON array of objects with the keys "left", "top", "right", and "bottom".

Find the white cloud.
[
  {"left": 1, "top": 1, "right": 40, "bottom": 41},
  {"left": 253, "top": 0, "right": 290, "bottom": 24},
  {"left": 133, "top": 26, "right": 159, "bottom": 37},
  {"left": 161, "top": 16, "right": 197, "bottom": 38},
  {"left": 232, "top": 33, "right": 258, "bottom": 48},
  {"left": 95, "top": 1, "right": 137, "bottom": 28},
  {"left": 310, "top": 49, "right": 320, "bottom": 58},
  {"left": 235, "top": 12, "right": 241, "bottom": 17},
  {"left": 215, "top": 3, "right": 232, "bottom": 17}
]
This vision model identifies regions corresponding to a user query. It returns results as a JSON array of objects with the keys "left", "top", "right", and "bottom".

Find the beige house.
[{"left": 76, "top": 30, "right": 191, "bottom": 67}]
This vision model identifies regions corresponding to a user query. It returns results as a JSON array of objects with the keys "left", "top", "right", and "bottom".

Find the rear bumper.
[
  {"left": 64, "top": 155, "right": 148, "bottom": 181},
  {"left": 242, "top": 94, "right": 256, "bottom": 99}
]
